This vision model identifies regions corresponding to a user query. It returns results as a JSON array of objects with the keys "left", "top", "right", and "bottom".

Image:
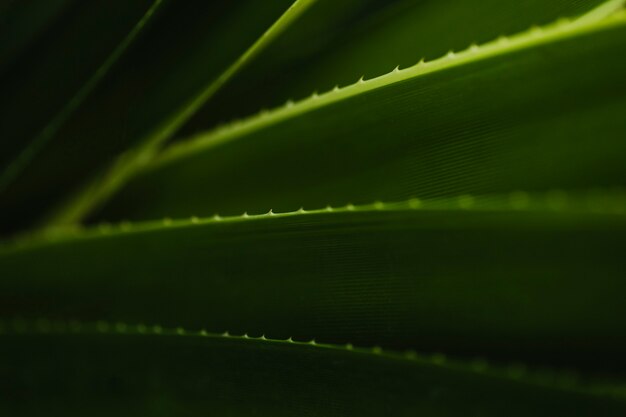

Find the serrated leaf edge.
[
  {"left": 1, "top": 316, "right": 620, "bottom": 399},
  {"left": 151, "top": 10, "right": 626, "bottom": 171},
  {"left": 3, "top": 189, "right": 626, "bottom": 254}
]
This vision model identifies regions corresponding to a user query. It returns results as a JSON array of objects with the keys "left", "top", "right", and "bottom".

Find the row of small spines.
[
  {"left": 162, "top": 10, "right": 626, "bottom": 164},
  {"left": 0, "top": 316, "right": 616, "bottom": 396},
  {"left": 3, "top": 189, "right": 626, "bottom": 250}
]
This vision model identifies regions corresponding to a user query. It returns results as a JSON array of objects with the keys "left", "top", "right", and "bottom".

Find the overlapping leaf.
[
  {"left": 181, "top": 0, "right": 624, "bottom": 138},
  {"left": 1, "top": 1, "right": 626, "bottom": 414},
  {"left": 1, "top": 321, "right": 625, "bottom": 416},
  {"left": 94, "top": 13, "right": 626, "bottom": 223},
  {"left": 0, "top": 0, "right": 308, "bottom": 234},
  {"left": 3, "top": 194, "right": 626, "bottom": 372}
]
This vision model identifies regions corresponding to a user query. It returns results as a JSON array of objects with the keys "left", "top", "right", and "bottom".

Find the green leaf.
[
  {"left": 176, "top": 0, "right": 408, "bottom": 136},
  {"left": 0, "top": 0, "right": 312, "bottom": 234},
  {"left": 1, "top": 320, "right": 625, "bottom": 416},
  {"left": 0, "top": 0, "right": 163, "bottom": 234},
  {"left": 44, "top": 0, "right": 317, "bottom": 229},
  {"left": 278, "top": 0, "right": 625, "bottom": 99},
  {"left": 2, "top": 1, "right": 626, "bottom": 413},
  {"left": 3, "top": 193, "right": 626, "bottom": 371},
  {"left": 182, "top": 0, "right": 625, "bottom": 139},
  {"left": 92, "top": 12, "right": 626, "bottom": 223}
]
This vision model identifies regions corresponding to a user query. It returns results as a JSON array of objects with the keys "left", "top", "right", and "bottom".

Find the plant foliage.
[{"left": 1, "top": 0, "right": 626, "bottom": 414}]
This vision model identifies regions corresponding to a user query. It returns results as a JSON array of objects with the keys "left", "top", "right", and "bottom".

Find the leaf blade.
[
  {"left": 3, "top": 193, "right": 626, "bottom": 371},
  {"left": 186, "top": 0, "right": 625, "bottom": 136},
  {"left": 96, "top": 13, "right": 626, "bottom": 222},
  {"left": 1, "top": 321, "right": 625, "bottom": 416},
  {"left": 43, "top": 0, "right": 318, "bottom": 229}
]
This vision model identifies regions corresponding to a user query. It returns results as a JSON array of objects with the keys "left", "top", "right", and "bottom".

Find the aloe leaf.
[
  {"left": 0, "top": 0, "right": 313, "bottom": 234},
  {"left": 279, "top": 0, "right": 625, "bottom": 99},
  {"left": 176, "top": 0, "right": 407, "bottom": 136},
  {"left": 93, "top": 13, "right": 626, "bottom": 223},
  {"left": 3, "top": 193, "right": 626, "bottom": 371},
  {"left": 183, "top": 0, "right": 626, "bottom": 137},
  {"left": 0, "top": 0, "right": 164, "bottom": 234},
  {"left": 1, "top": 320, "right": 625, "bottom": 416},
  {"left": 42, "top": 0, "right": 315, "bottom": 229}
]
